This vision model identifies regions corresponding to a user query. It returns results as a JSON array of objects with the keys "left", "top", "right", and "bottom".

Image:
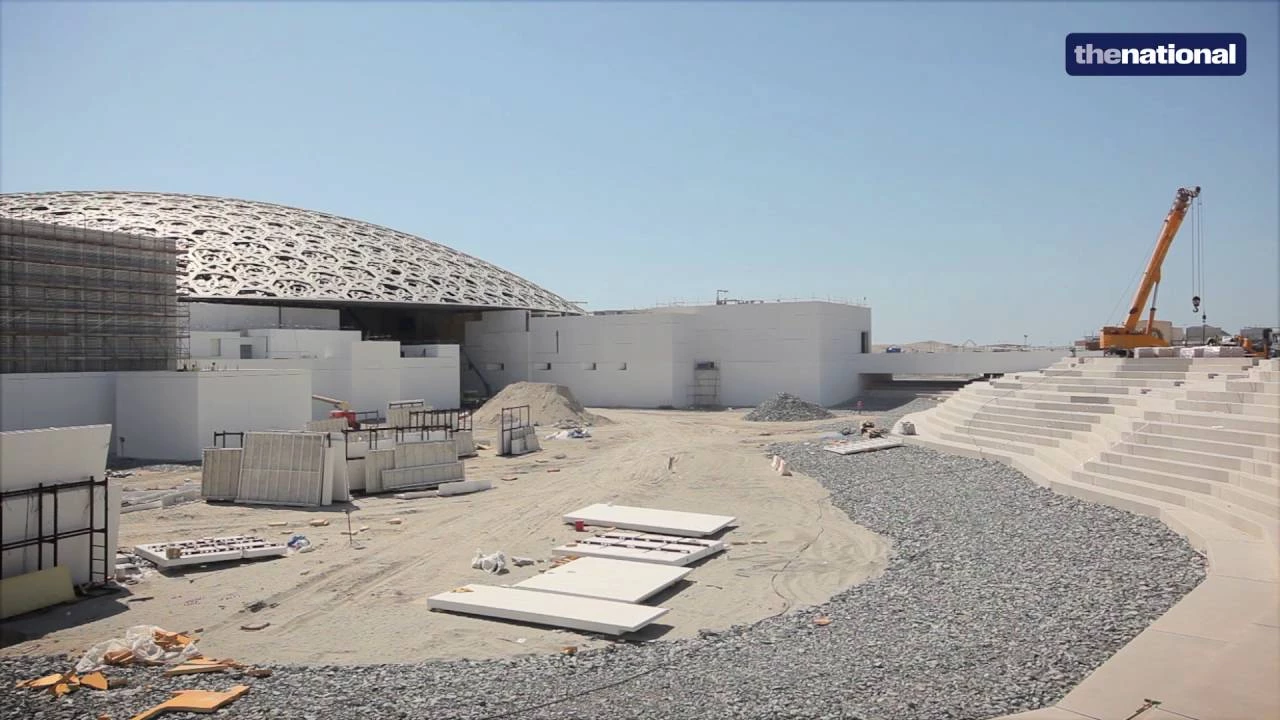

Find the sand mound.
[
  {"left": 745, "top": 393, "right": 834, "bottom": 422},
  {"left": 471, "top": 382, "right": 611, "bottom": 428}
]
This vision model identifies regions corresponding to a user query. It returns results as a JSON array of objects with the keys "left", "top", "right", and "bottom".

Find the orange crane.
[{"left": 1099, "top": 186, "right": 1201, "bottom": 357}]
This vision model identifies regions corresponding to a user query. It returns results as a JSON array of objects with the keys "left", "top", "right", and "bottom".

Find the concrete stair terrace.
[{"left": 897, "top": 356, "right": 1280, "bottom": 720}]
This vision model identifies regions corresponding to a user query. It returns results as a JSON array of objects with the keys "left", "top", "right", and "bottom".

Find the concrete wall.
[
  {"left": 114, "top": 373, "right": 199, "bottom": 459},
  {"left": 0, "top": 372, "right": 116, "bottom": 432},
  {"left": 346, "top": 342, "right": 403, "bottom": 413},
  {"left": 188, "top": 302, "right": 340, "bottom": 331},
  {"left": 115, "top": 370, "right": 311, "bottom": 461},
  {"left": 195, "top": 370, "right": 311, "bottom": 459},
  {"left": 463, "top": 301, "right": 875, "bottom": 408},
  {"left": 400, "top": 345, "right": 461, "bottom": 409},
  {"left": 247, "top": 329, "right": 362, "bottom": 360}
]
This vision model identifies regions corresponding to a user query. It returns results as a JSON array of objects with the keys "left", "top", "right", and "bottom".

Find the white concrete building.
[{"left": 464, "top": 301, "right": 1067, "bottom": 409}]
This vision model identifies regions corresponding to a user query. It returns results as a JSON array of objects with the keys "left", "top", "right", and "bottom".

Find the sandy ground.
[{"left": 2, "top": 409, "right": 892, "bottom": 666}]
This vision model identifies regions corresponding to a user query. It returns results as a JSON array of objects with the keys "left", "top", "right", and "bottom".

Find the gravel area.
[
  {"left": 3, "top": 415, "right": 1206, "bottom": 720},
  {"left": 745, "top": 393, "right": 835, "bottom": 422}
]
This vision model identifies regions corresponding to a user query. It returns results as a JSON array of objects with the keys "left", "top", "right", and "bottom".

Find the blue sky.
[{"left": 2, "top": 1, "right": 1276, "bottom": 345}]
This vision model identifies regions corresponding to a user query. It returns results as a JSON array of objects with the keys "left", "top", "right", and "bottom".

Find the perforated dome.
[{"left": 0, "top": 190, "right": 583, "bottom": 313}]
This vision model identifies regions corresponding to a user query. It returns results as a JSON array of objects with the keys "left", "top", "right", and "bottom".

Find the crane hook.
[{"left": 1192, "top": 295, "right": 1201, "bottom": 312}]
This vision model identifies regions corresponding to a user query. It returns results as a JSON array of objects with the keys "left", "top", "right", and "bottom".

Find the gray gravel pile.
[
  {"left": 1, "top": 444, "right": 1205, "bottom": 720},
  {"left": 744, "top": 393, "right": 834, "bottom": 422}
]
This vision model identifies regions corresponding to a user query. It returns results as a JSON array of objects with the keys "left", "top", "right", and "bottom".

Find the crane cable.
[{"left": 1190, "top": 194, "right": 1206, "bottom": 336}]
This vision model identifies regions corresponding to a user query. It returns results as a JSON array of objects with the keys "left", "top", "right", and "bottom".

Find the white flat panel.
[
  {"left": 235, "top": 432, "right": 326, "bottom": 507},
  {"left": 364, "top": 448, "right": 396, "bottom": 494},
  {"left": 563, "top": 503, "right": 736, "bottom": 537},
  {"left": 514, "top": 557, "right": 691, "bottom": 603},
  {"left": 436, "top": 478, "right": 491, "bottom": 496},
  {"left": 200, "top": 448, "right": 242, "bottom": 501},
  {"left": 822, "top": 438, "right": 904, "bottom": 455},
  {"left": 553, "top": 531, "right": 725, "bottom": 566},
  {"left": 426, "top": 584, "right": 667, "bottom": 635}
]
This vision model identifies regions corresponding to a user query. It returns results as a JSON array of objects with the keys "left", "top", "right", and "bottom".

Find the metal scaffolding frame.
[{"left": 0, "top": 218, "right": 189, "bottom": 373}]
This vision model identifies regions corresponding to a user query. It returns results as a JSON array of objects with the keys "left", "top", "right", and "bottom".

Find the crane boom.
[
  {"left": 1122, "top": 185, "right": 1201, "bottom": 334},
  {"left": 1099, "top": 185, "right": 1201, "bottom": 356}
]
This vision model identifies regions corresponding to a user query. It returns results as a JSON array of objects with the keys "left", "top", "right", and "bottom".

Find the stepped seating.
[{"left": 901, "top": 357, "right": 1280, "bottom": 720}]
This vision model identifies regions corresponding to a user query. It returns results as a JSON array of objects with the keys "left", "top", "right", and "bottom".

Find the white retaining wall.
[
  {"left": 0, "top": 372, "right": 116, "bottom": 433},
  {"left": 0, "top": 425, "right": 120, "bottom": 585},
  {"left": 115, "top": 370, "right": 311, "bottom": 461}
]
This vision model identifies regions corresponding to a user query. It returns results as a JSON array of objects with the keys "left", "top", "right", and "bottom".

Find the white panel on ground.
[
  {"left": 563, "top": 503, "right": 736, "bottom": 537},
  {"left": 426, "top": 584, "right": 668, "bottom": 635},
  {"left": 133, "top": 536, "right": 287, "bottom": 568},
  {"left": 822, "top": 438, "right": 904, "bottom": 455},
  {"left": 200, "top": 448, "right": 242, "bottom": 501},
  {"left": 553, "top": 531, "right": 726, "bottom": 566},
  {"left": 436, "top": 478, "right": 492, "bottom": 497},
  {"left": 513, "top": 557, "right": 691, "bottom": 603},
  {"left": 235, "top": 432, "right": 326, "bottom": 507},
  {"left": 394, "top": 440, "right": 457, "bottom": 468}
]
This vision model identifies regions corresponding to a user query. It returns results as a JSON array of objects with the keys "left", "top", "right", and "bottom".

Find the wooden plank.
[
  {"left": 553, "top": 531, "right": 725, "bottom": 566},
  {"left": 563, "top": 503, "right": 736, "bottom": 537},
  {"left": 426, "top": 584, "right": 667, "bottom": 635},
  {"left": 513, "top": 557, "right": 691, "bottom": 603}
]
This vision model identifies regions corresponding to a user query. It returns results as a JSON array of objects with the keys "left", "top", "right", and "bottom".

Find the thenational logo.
[{"left": 1066, "top": 33, "right": 1246, "bottom": 76}]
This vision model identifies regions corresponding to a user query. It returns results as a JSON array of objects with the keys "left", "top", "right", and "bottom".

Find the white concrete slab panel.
[
  {"left": 553, "top": 531, "right": 726, "bottom": 566},
  {"left": 513, "top": 557, "right": 691, "bottom": 603},
  {"left": 823, "top": 438, "right": 904, "bottom": 455},
  {"left": 394, "top": 440, "right": 457, "bottom": 468},
  {"left": 437, "top": 478, "right": 492, "bottom": 496},
  {"left": 563, "top": 503, "right": 736, "bottom": 537},
  {"left": 426, "top": 584, "right": 668, "bottom": 635},
  {"left": 364, "top": 448, "right": 396, "bottom": 494},
  {"left": 200, "top": 448, "right": 242, "bottom": 501},
  {"left": 381, "top": 462, "right": 465, "bottom": 490},
  {"left": 235, "top": 432, "right": 326, "bottom": 507}
]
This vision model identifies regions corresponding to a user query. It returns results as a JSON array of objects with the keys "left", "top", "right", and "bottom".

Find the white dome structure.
[{"left": 0, "top": 190, "right": 582, "bottom": 314}]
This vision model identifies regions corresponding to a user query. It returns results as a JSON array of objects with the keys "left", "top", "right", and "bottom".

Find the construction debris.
[
  {"left": 472, "top": 549, "right": 508, "bottom": 574},
  {"left": 76, "top": 626, "right": 201, "bottom": 673},
  {"left": 127, "top": 684, "right": 249, "bottom": 720}
]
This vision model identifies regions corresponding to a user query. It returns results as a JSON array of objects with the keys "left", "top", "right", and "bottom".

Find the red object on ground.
[{"left": 574, "top": 520, "right": 586, "bottom": 532}]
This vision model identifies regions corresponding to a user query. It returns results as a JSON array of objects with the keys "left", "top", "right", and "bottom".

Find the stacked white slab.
[
  {"left": 134, "top": 535, "right": 287, "bottom": 568},
  {"left": 823, "top": 438, "right": 904, "bottom": 455},
  {"left": 378, "top": 439, "right": 464, "bottom": 492},
  {"left": 554, "top": 531, "right": 725, "bottom": 566},
  {"left": 427, "top": 584, "right": 667, "bottom": 635},
  {"left": 899, "top": 357, "right": 1280, "bottom": 720},
  {"left": 234, "top": 431, "right": 331, "bottom": 507},
  {"left": 513, "top": 557, "right": 691, "bottom": 603},
  {"left": 201, "top": 447, "right": 242, "bottom": 501},
  {"left": 563, "top": 503, "right": 736, "bottom": 537},
  {"left": 502, "top": 425, "right": 541, "bottom": 455}
]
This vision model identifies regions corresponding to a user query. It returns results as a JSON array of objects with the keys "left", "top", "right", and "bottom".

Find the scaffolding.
[{"left": 0, "top": 218, "right": 190, "bottom": 373}]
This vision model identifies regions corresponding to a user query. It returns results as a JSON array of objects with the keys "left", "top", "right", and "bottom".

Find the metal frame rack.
[{"left": 0, "top": 476, "right": 111, "bottom": 586}]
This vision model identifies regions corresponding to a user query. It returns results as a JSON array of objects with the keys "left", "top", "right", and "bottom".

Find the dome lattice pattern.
[{"left": 0, "top": 191, "right": 582, "bottom": 313}]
